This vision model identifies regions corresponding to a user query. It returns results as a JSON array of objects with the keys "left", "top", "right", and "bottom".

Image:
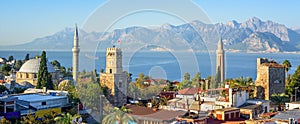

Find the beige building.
[
  {"left": 16, "top": 58, "right": 58, "bottom": 86},
  {"left": 100, "top": 47, "right": 128, "bottom": 106},
  {"left": 255, "top": 58, "right": 285, "bottom": 100}
]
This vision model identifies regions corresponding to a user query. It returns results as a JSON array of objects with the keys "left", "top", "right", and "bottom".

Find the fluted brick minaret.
[{"left": 216, "top": 38, "right": 225, "bottom": 84}]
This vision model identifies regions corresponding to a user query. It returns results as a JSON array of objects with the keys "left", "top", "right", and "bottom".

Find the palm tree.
[
  {"left": 102, "top": 106, "right": 135, "bottom": 124},
  {"left": 270, "top": 93, "right": 289, "bottom": 111},
  {"left": 54, "top": 113, "right": 80, "bottom": 124},
  {"left": 282, "top": 60, "right": 292, "bottom": 74}
]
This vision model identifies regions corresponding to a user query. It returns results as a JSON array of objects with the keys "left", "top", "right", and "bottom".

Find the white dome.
[{"left": 18, "top": 58, "right": 56, "bottom": 73}]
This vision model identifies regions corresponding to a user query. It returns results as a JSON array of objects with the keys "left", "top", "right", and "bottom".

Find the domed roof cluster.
[{"left": 18, "top": 58, "right": 56, "bottom": 73}]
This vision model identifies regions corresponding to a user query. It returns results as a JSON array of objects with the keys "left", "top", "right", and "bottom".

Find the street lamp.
[{"left": 295, "top": 87, "right": 299, "bottom": 102}]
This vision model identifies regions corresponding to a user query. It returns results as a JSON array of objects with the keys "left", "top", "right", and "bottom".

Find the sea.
[{"left": 1, "top": 50, "right": 300, "bottom": 81}]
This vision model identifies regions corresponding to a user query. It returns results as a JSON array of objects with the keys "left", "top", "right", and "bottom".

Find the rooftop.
[
  {"left": 239, "top": 104, "right": 260, "bottom": 110},
  {"left": 18, "top": 58, "right": 56, "bottom": 73},
  {"left": 261, "top": 62, "right": 284, "bottom": 68},
  {"left": 272, "top": 109, "right": 300, "bottom": 120},
  {"left": 14, "top": 93, "right": 66, "bottom": 102},
  {"left": 178, "top": 87, "right": 199, "bottom": 95},
  {"left": 215, "top": 107, "right": 240, "bottom": 112}
]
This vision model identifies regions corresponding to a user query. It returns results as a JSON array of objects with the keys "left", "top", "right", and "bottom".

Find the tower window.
[
  {"left": 119, "top": 82, "right": 122, "bottom": 88},
  {"left": 110, "top": 69, "right": 112, "bottom": 73}
]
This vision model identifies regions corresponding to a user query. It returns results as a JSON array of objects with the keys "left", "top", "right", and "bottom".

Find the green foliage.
[
  {"left": 13, "top": 87, "right": 26, "bottom": 94},
  {"left": 282, "top": 60, "right": 292, "bottom": 73},
  {"left": 184, "top": 72, "right": 190, "bottom": 81},
  {"left": 46, "top": 73, "right": 54, "bottom": 90},
  {"left": 77, "top": 82, "right": 102, "bottom": 111},
  {"left": 8, "top": 56, "right": 14, "bottom": 62},
  {"left": 286, "top": 65, "right": 300, "bottom": 101},
  {"left": 20, "top": 114, "right": 41, "bottom": 124},
  {"left": 14, "top": 60, "right": 23, "bottom": 70},
  {"left": 270, "top": 93, "right": 289, "bottom": 111},
  {"left": 54, "top": 113, "right": 80, "bottom": 124},
  {"left": 160, "top": 96, "right": 168, "bottom": 106},
  {"left": 128, "top": 81, "right": 163, "bottom": 100},
  {"left": 102, "top": 107, "right": 135, "bottom": 124},
  {"left": 149, "top": 98, "right": 160, "bottom": 108},
  {"left": 135, "top": 73, "right": 150, "bottom": 88},
  {"left": 51, "top": 60, "right": 61, "bottom": 69},
  {"left": 0, "top": 85, "right": 8, "bottom": 93},
  {"left": 24, "top": 53, "right": 30, "bottom": 61},
  {"left": 58, "top": 80, "right": 79, "bottom": 103},
  {"left": 1, "top": 63, "right": 12, "bottom": 76},
  {"left": 36, "top": 51, "right": 49, "bottom": 89},
  {"left": 1, "top": 116, "right": 11, "bottom": 124},
  {"left": 180, "top": 80, "right": 192, "bottom": 89},
  {"left": 42, "top": 111, "right": 57, "bottom": 124},
  {"left": 191, "top": 72, "right": 201, "bottom": 87}
]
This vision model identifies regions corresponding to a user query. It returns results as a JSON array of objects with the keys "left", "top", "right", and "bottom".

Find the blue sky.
[{"left": 0, "top": 0, "right": 299, "bottom": 45}]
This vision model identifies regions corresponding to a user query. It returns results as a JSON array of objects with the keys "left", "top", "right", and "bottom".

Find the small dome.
[{"left": 18, "top": 58, "right": 56, "bottom": 73}]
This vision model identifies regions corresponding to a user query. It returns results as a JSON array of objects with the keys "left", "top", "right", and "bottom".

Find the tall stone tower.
[
  {"left": 216, "top": 38, "right": 225, "bottom": 85},
  {"left": 255, "top": 58, "right": 285, "bottom": 100},
  {"left": 100, "top": 47, "right": 128, "bottom": 106},
  {"left": 72, "top": 24, "right": 80, "bottom": 82}
]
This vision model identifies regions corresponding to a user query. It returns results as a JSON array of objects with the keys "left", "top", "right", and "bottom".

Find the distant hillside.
[{"left": 1, "top": 17, "right": 300, "bottom": 52}]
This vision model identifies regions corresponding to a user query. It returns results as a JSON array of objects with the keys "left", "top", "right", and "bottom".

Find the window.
[
  {"left": 34, "top": 74, "right": 37, "bottom": 78},
  {"left": 274, "top": 80, "right": 280, "bottom": 83},
  {"left": 109, "top": 69, "right": 112, "bottom": 73},
  {"left": 42, "top": 101, "right": 46, "bottom": 105},
  {"left": 119, "top": 82, "right": 122, "bottom": 88}
]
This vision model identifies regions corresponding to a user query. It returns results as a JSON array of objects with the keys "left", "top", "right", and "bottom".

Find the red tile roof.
[
  {"left": 126, "top": 105, "right": 156, "bottom": 115},
  {"left": 178, "top": 87, "right": 199, "bottom": 95}
]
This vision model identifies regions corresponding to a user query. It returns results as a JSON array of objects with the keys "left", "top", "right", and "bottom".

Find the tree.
[
  {"left": 184, "top": 73, "right": 190, "bottom": 81},
  {"left": 58, "top": 80, "right": 78, "bottom": 103},
  {"left": 1, "top": 63, "right": 12, "bottom": 76},
  {"left": 37, "top": 51, "right": 53, "bottom": 89},
  {"left": 46, "top": 73, "right": 54, "bottom": 90},
  {"left": 24, "top": 53, "right": 30, "bottom": 61},
  {"left": 282, "top": 60, "right": 292, "bottom": 74},
  {"left": 77, "top": 82, "right": 102, "bottom": 111},
  {"left": 54, "top": 113, "right": 80, "bottom": 124},
  {"left": 51, "top": 60, "right": 61, "bottom": 69},
  {"left": 270, "top": 93, "right": 289, "bottom": 111},
  {"left": 102, "top": 107, "right": 135, "bottom": 124},
  {"left": 192, "top": 72, "right": 201, "bottom": 87},
  {"left": 136, "top": 73, "right": 146, "bottom": 88},
  {"left": 8, "top": 56, "right": 14, "bottom": 62},
  {"left": 14, "top": 60, "right": 23, "bottom": 70},
  {"left": 286, "top": 66, "right": 300, "bottom": 101}
]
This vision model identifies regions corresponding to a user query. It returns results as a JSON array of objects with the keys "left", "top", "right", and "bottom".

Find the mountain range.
[{"left": 1, "top": 17, "right": 300, "bottom": 53}]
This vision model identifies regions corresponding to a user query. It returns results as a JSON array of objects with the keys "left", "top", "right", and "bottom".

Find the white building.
[{"left": 14, "top": 93, "right": 68, "bottom": 115}]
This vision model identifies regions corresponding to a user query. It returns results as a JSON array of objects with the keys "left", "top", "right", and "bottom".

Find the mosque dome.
[{"left": 18, "top": 58, "right": 56, "bottom": 73}]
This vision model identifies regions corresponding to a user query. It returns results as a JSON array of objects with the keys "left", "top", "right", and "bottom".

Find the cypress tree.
[
  {"left": 46, "top": 72, "right": 54, "bottom": 90},
  {"left": 37, "top": 51, "right": 49, "bottom": 89}
]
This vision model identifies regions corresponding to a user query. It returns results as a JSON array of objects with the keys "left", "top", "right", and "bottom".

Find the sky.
[{"left": 0, "top": 0, "right": 300, "bottom": 45}]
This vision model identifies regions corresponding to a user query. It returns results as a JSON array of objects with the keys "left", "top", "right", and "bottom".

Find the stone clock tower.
[{"left": 100, "top": 46, "right": 128, "bottom": 106}]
